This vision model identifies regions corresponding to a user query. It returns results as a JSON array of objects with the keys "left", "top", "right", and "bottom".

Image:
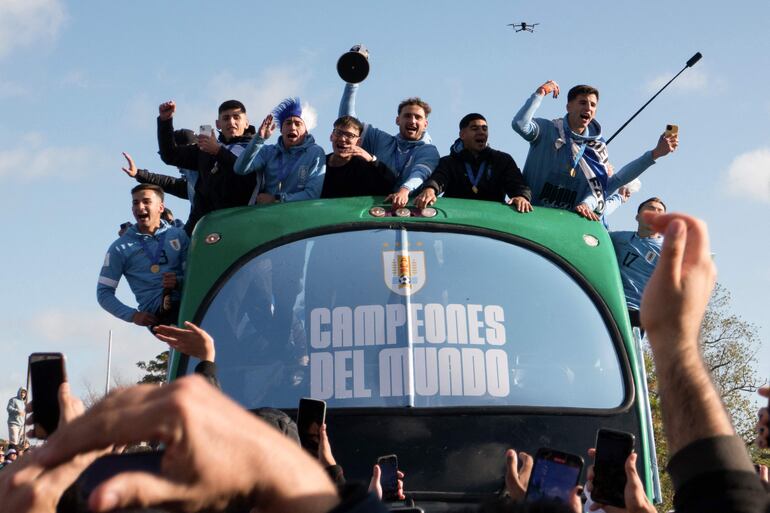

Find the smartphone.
[
  {"left": 664, "top": 124, "right": 679, "bottom": 137},
  {"left": 525, "top": 448, "right": 583, "bottom": 503},
  {"left": 297, "top": 398, "right": 326, "bottom": 455},
  {"left": 28, "top": 353, "right": 66, "bottom": 438},
  {"left": 199, "top": 124, "right": 212, "bottom": 136},
  {"left": 591, "top": 429, "right": 635, "bottom": 507},
  {"left": 76, "top": 450, "right": 164, "bottom": 501},
  {"left": 377, "top": 454, "right": 399, "bottom": 500}
]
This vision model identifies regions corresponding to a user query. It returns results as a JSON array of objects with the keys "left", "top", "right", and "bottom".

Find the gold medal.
[
  {"left": 150, "top": 264, "right": 160, "bottom": 273},
  {"left": 472, "top": 186, "right": 479, "bottom": 194},
  {"left": 568, "top": 167, "right": 576, "bottom": 178}
]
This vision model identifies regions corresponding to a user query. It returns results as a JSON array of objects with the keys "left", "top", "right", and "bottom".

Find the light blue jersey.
[
  {"left": 339, "top": 83, "right": 439, "bottom": 192},
  {"left": 233, "top": 133, "right": 325, "bottom": 202},
  {"left": 610, "top": 231, "right": 662, "bottom": 310},
  {"left": 512, "top": 93, "right": 655, "bottom": 211},
  {"left": 97, "top": 221, "right": 189, "bottom": 322}
]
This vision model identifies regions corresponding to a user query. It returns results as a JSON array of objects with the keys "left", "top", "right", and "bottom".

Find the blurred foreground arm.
[{"left": 640, "top": 212, "right": 764, "bottom": 513}]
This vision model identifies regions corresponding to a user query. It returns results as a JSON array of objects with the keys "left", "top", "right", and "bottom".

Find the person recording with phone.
[
  {"left": 157, "top": 99, "right": 258, "bottom": 235},
  {"left": 97, "top": 184, "right": 189, "bottom": 327}
]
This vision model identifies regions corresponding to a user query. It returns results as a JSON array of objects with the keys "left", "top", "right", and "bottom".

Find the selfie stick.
[{"left": 606, "top": 52, "right": 702, "bottom": 144}]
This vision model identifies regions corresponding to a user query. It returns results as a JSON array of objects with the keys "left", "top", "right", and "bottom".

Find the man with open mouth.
[
  {"left": 414, "top": 113, "right": 532, "bottom": 212},
  {"left": 97, "top": 184, "right": 189, "bottom": 328},
  {"left": 233, "top": 97, "right": 325, "bottom": 204},
  {"left": 321, "top": 115, "right": 396, "bottom": 198},
  {"left": 512, "top": 81, "right": 678, "bottom": 221},
  {"left": 338, "top": 81, "right": 440, "bottom": 209}
]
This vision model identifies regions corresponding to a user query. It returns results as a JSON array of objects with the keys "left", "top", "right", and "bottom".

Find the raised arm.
[
  {"left": 338, "top": 82, "right": 359, "bottom": 118},
  {"left": 512, "top": 81, "right": 557, "bottom": 142},
  {"left": 233, "top": 114, "right": 275, "bottom": 175},
  {"left": 156, "top": 101, "right": 198, "bottom": 170}
]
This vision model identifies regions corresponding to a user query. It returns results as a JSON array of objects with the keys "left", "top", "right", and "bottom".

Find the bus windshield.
[{"left": 191, "top": 227, "right": 625, "bottom": 410}]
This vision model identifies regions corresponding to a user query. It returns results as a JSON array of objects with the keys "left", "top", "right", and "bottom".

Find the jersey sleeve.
[{"left": 96, "top": 246, "right": 136, "bottom": 322}]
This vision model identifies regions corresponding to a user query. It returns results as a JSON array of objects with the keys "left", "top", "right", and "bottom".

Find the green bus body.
[{"left": 171, "top": 197, "right": 658, "bottom": 505}]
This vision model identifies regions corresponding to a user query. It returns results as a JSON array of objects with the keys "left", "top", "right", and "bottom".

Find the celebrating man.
[
  {"left": 157, "top": 99, "right": 257, "bottom": 234},
  {"left": 97, "top": 184, "right": 188, "bottom": 327},
  {"left": 512, "top": 81, "right": 678, "bottom": 219},
  {"left": 234, "top": 97, "right": 325, "bottom": 203},
  {"left": 415, "top": 113, "right": 532, "bottom": 211},
  {"left": 611, "top": 197, "right": 666, "bottom": 331},
  {"left": 339, "top": 82, "right": 440, "bottom": 208}
]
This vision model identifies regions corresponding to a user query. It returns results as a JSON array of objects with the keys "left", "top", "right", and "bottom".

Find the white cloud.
[
  {"left": 725, "top": 148, "right": 770, "bottom": 203},
  {"left": 0, "top": 0, "right": 66, "bottom": 58},
  {"left": 0, "top": 80, "right": 28, "bottom": 98},
  {"left": 0, "top": 132, "right": 97, "bottom": 181},
  {"left": 169, "top": 66, "right": 314, "bottom": 132},
  {"left": 644, "top": 67, "right": 724, "bottom": 95}
]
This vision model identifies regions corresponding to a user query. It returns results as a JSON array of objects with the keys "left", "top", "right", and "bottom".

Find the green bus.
[{"left": 169, "top": 197, "right": 660, "bottom": 509}]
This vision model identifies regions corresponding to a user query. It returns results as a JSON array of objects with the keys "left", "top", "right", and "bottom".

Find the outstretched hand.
[
  {"left": 651, "top": 132, "right": 679, "bottom": 160},
  {"left": 585, "top": 449, "right": 655, "bottom": 513},
  {"left": 504, "top": 448, "right": 533, "bottom": 501},
  {"left": 639, "top": 212, "right": 716, "bottom": 348},
  {"left": 154, "top": 321, "right": 215, "bottom": 362},
  {"left": 536, "top": 80, "right": 560, "bottom": 98},
  {"left": 158, "top": 101, "right": 176, "bottom": 121},
  {"left": 575, "top": 203, "right": 600, "bottom": 221},
  {"left": 507, "top": 196, "right": 533, "bottom": 213},
  {"left": 37, "top": 376, "right": 340, "bottom": 513},
  {"left": 258, "top": 114, "right": 277, "bottom": 140},
  {"left": 121, "top": 152, "right": 138, "bottom": 177}
]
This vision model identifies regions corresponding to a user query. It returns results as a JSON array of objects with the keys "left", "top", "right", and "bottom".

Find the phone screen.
[
  {"left": 526, "top": 449, "right": 583, "bottom": 503},
  {"left": 29, "top": 353, "right": 66, "bottom": 437},
  {"left": 592, "top": 429, "right": 635, "bottom": 507},
  {"left": 76, "top": 451, "right": 164, "bottom": 501},
  {"left": 377, "top": 454, "right": 399, "bottom": 500},
  {"left": 297, "top": 398, "right": 326, "bottom": 455}
]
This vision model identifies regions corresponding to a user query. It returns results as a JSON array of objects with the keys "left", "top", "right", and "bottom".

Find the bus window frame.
[{"left": 177, "top": 221, "right": 635, "bottom": 417}]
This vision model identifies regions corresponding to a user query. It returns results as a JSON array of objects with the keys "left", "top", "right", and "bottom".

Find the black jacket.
[
  {"left": 158, "top": 117, "right": 258, "bottom": 235},
  {"left": 321, "top": 155, "right": 397, "bottom": 198},
  {"left": 424, "top": 139, "right": 531, "bottom": 203},
  {"left": 135, "top": 168, "right": 189, "bottom": 200}
]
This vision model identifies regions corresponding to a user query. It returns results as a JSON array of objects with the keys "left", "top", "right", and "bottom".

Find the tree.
[
  {"left": 646, "top": 283, "right": 763, "bottom": 511},
  {"left": 136, "top": 350, "right": 169, "bottom": 384}
]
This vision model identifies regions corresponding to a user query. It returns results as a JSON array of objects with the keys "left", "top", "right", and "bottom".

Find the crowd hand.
[
  {"left": 368, "top": 465, "right": 406, "bottom": 501},
  {"left": 132, "top": 311, "right": 159, "bottom": 327},
  {"left": 161, "top": 272, "right": 177, "bottom": 290},
  {"left": 504, "top": 449, "right": 532, "bottom": 502},
  {"left": 154, "top": 321, "right": 215, "bottom": 362},
  {"left": 414, "top": 188, "right": 436, "bottom": 209},
  {"left": 651, "top": 132, "right": 679, "bottom": 160},
  {"left": 258, "top": 114, "right": 276, "bottom": 140},
  {"left": 618, "top": 186, "right": 632, "bottom": 203},
  {"left": 758, "top": 464, "right": 769, "bottom": 483},
  {"left": 37, "top": 376, "right": 340, "bottom": 513},
  {"left": 343, "top": 145, "right": 374, "bottom": 162},
  {"left": 0, "top": 383, "right": 102, "bottom": 513},
  {"left": 536, "top": 80, "right": 560, "bottom": 98},
  {"left": 575, "top": 203, "right": 600, "bottom": 221},
  {"left": 317, "top": 424, "right": 336, "bottom": 467},
  {"left": 197, "top": 131, "right": 220, "bottom": 155},
  {"left": 507, "top": 196, "right": 533, "bottom": 213},
  {"left": 585, "top": 449, "right": 655, "bottom": 513},
  {"left": 158, "top": 100, "right": 176, "bottom": 121},
  {"left": 257, "top": 193, "right": 279, "bottom": 205},
  {"left": 120, "top": 152, "right": 138, "bottom": 178},
  {"left": 385, "top": 187, "right": 410, "bottom": 209},
  {"left": 755, "top": 386, "right": 769, "bottom": 448},
  {"left": 639, "top": 212, "right": 716, "bottom": 347}
]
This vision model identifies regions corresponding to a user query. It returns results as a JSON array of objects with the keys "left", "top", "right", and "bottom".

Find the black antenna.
[{"left": 606, "top": 52, "right": 702, "bottom": 145}]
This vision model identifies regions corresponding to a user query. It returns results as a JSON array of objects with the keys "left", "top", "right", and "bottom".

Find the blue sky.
[{"left": 1, "top": 1, "right": 768, "bottom": 406}]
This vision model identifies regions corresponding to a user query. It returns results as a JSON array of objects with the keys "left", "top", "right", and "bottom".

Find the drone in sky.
[{"left": 507, "top": 22, "right": 539, "bottom": 33}]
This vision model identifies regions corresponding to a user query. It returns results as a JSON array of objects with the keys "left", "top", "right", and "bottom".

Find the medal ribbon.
[
  {"left": 138, "top": 231, "right": 166, "bottom": 268},
  {"left": 464, "top": 161, "right": 487, "bottom": 192}
]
